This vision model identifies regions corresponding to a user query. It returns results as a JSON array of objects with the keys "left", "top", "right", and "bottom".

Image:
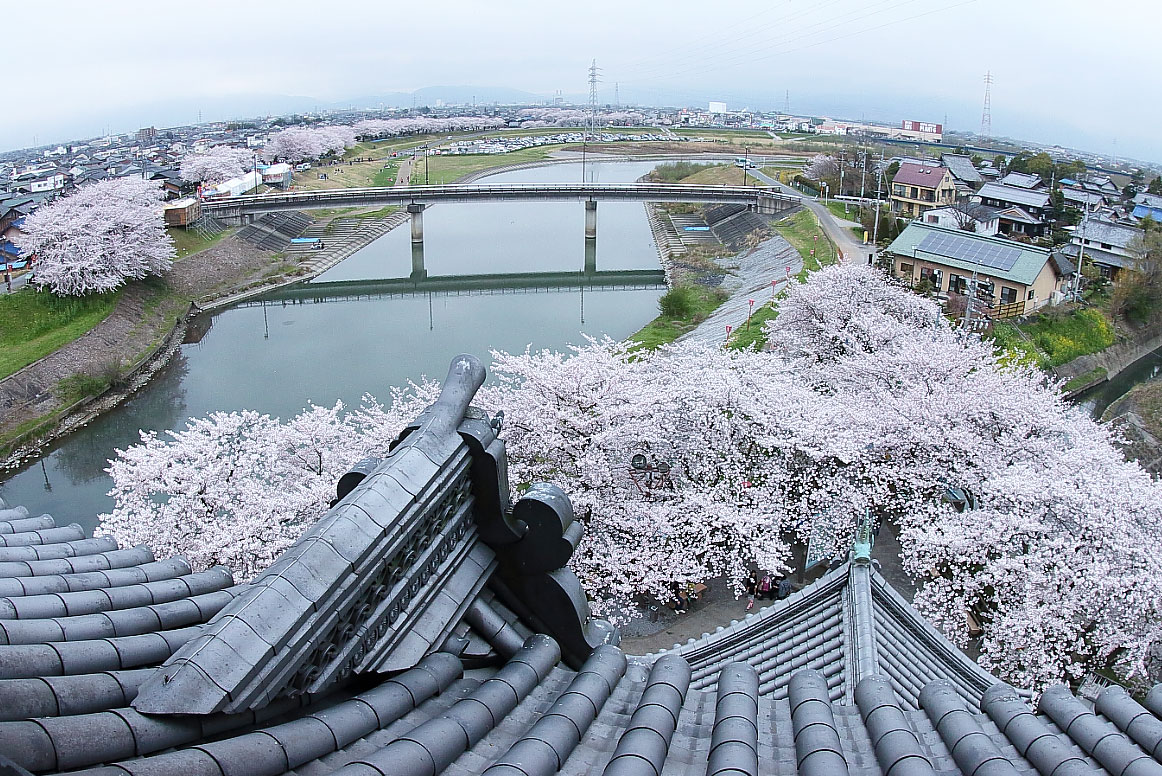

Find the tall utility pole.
[
  {"left": 1074, "top": 201, "right": 1092, "bottom": 299},
  {"left": 963, "top": 269, "right": 979, "bottom": 337},
  {"left": 980, "top": 72, "right": 993, "bottom": 139},
  {"left": 871, "top": 152, "right": 885, "bottom": 249}
]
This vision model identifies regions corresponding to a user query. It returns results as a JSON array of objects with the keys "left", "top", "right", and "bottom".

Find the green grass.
[
  {"left": 990, "top": 308, "right": 1115, "bottom": 369},
  {"left": 417, "top": 146, "right": 557, "bottom": 184},
  {"left": 650, "top": 161, "right": 715, "bottom": 182},
  {"left": 823, "top": 201, "right": 860, "bottom": 222},
  {"left": 990, "top": 321, "right": 1047, "bottom": 368},
  {"left": 673, "top": 128, "right": 771, "bottom": 139},
  {"left": 677, "top": 164, "right": 763, "bottom": 187},
  {"left": 168, "top": 227, "right": 232, "bottom": 259},
  {"left": 727, "top": 302, "right": 780, "bottom": 350},
  {"left": 371, "top": 163, "right": 399, "bottom": 187},
  {"left": 1022, "top": 308, "right": 1115, "bottom": 367},
  {"left": 1063, "top": 366, "right": 1108, "bottom": 393},
  {"left": 348, "top": 205, "right": 399, "bottom": 219},
  {"left": 775, "top": 209, "right": 837, "bottom": 280},
  {"left": 627, "top": 284, "right": 728, "bottom": 351},
  {"left": 0, "top": 288, "right": 121, "bottom": 379}
]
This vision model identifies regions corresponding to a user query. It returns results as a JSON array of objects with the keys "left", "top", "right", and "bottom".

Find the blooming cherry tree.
[
  {"left": 101, "top": 387, "right": 438, "bottom": 580},
  {"left": 180, "top": 145, "right": 254, "bottom": 184},
  {"left": 264, "top": 125, "right": 357, "bottom": 162},
  {"left": 99, "top": 264, "right": 1162, "bottom": 688},
  {"left": 804, "top": 154, "right": 839, "bottom": 181},
  {"left": 16, "top": 177, "right": 175, "bottom": 296}
]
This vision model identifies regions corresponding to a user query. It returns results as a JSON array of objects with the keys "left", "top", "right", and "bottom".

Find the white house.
[{"left": 919, "top": 203, "right": 1001, "bottom": 236}]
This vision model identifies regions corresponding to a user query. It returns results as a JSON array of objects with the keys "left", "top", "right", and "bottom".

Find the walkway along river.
[{"left": 0, "top": 160, "right": 667, "bottom": 531}]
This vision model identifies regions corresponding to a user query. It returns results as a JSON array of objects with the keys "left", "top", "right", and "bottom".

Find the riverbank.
[
  {"left": 1057, "top": 322, "right": 1162, "bottom": 399},
  {"left": 1103, "top": 376, "right": 1162, "bottom": 474},
  {"left": 0, "top": 151, "right": 770, "bottom": 469},
  {"left": 0, "top": 236, "right": 317, "bottom": 468}
]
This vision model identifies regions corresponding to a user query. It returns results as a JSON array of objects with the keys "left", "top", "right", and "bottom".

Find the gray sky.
[{"left": 12, "top": 0, "right": 1162, "bottom": 162}]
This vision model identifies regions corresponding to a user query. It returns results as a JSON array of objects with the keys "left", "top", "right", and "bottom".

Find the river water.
[{"left": 0, "top": 161, "right": 665, "bottom": 531}]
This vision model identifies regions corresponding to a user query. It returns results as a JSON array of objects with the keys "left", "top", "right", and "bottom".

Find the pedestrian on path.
[{"left": 745, "top": 570, "right": 759, "bottom": 610}]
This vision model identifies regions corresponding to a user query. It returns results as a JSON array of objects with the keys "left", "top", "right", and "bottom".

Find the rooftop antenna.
[{"left": 980, "top": 72, "right": 993, "bottom": 139}]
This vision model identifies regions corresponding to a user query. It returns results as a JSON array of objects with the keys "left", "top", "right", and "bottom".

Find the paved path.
[
  {"left": 394, "top": 158, "right": 412, "bottom": 186},
  {"left": 750, "top": 168, "right": 873, "bottom": 265}
]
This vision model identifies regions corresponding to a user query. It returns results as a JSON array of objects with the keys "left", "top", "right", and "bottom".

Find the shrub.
[{"left": 658, "top": 285, "right": 698, "bottom": 318}]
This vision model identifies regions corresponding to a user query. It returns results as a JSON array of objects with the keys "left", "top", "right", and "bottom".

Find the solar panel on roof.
[{"left": 916, "top": 231, "right": 1022, "bottom": 271}]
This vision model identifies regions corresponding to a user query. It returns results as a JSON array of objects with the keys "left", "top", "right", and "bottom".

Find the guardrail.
[{"left": 200, "top": 183, "right": 800, "bottom": 217}]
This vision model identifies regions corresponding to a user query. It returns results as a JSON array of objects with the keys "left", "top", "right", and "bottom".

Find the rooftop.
[
  {"left": 887, "top": 222, "right": 1056, "bottom": 286},
  {"left": 892, "top": 162, "right": 949, "bottom": 189},
  {"left": 1078, "top": 217, "right": 1143, "bottom": 250},
  {"left": 976, "top": 181, "right": 1051, "bottom": 210},
  {"left": 940, "top": 154, "right": 984, "bottom": 184},
  {"left": 998, "top": 171, "right": 1044, "bottom": 189},
  {"left": 0, "top": 356, "right": 1158, "bottom": 776}
]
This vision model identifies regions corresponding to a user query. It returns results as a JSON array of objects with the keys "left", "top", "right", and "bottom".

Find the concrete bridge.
[
  {"left": 247, "top": 268, "right": 667, "bottom": 306},
  {"left": 201, "top": 183, "right": 800, "bottom": 248}
]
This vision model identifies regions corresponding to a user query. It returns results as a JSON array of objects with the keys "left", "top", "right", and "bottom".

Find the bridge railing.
[{"left": 200, "top": 182, "right": 799, "bottom": 213}]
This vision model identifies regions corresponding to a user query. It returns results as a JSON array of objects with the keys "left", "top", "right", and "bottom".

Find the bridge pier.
[
  {"left": 408, "top": 203, "right": 426, "bottom": 245},
  {"left": 584, "top": 236, "right": 597, "bottom": 274},
  {"left": 584, "top": 199, "right": 597, "bottom": 239},
  {"left": 411, "top": 240, "right": 427, "bottom": 281}
]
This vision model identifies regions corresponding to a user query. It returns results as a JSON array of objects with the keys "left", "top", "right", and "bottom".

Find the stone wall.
[{"left": 1056, "top": 323, "right": 1162, "bottom": 391}]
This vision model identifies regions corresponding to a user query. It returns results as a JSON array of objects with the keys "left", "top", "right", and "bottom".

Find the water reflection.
[{"left": 0, "top": 160, "right": 665, "bottom": 531}]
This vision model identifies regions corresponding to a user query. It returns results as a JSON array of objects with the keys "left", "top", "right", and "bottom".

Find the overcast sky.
[{"left": 12, "top": 0, "right": 1162, "bottom": 162}]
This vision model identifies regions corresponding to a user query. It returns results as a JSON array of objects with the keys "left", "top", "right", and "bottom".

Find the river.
[{"left": 0, "top": 160, "right": 666, "bottom": 532}]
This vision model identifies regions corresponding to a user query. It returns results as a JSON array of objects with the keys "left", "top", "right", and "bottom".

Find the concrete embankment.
[{"left": 1057, "top": 323, "right": 1162, "bottom": 399}]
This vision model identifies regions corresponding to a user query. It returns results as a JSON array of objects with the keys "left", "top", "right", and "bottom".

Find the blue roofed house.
[
  {"left": 1132, "top": 192, "right": 1162, "bottom": 223},
  {"left": 885, "top": 222, "right": 1072, "bottom": 315}
]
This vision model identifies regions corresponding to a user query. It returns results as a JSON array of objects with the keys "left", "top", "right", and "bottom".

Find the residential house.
[
  {"left": 889, "top": 162, "right": 956, "bottom": 217},
  {"left": 973, "top": 182, "right": 1051, "bottom": 237},
  {"left": 939, "top": 153, "right": 984, "bottom": 196},
  {"left": 1081, "top": 174, "right": 1119, "bottom": 197},
  {"left": 998, "top": 171, "right": 1044, "bottom": 189},
  {"left": 1060, "top": 217, "right": 1143, "bottom": 279},
  {"left": 885, "top": 222, "right": 1071, "bottom": 314},
  {"left": 1131, "top": 192, "right": 1162, "bottom": 223},
  {"left": 1061, "top": 187, "right": 1106, "bottom": 211},
  {"left": 918, "top": 202, "right": 1001, "bottom": 236}
]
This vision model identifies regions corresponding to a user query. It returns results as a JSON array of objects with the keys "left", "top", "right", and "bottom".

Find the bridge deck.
[{"left": 201, "top": 183, "right": 799, "bottom": 217}]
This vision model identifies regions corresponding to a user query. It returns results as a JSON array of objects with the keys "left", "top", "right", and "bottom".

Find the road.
[
  {"left": 749, "top": 168, "right": 874, "bottom": 265},
  {"left": 2, "top": 270, "right": 30, "bottom": 293}
]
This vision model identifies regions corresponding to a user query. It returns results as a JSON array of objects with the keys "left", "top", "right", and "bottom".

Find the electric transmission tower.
[
  {"left": 784, "top": 90, "right": 790, "bottom": 114},
  {"left": 588, "top": 60, "right": 601, "bottom": 119},
  {"left": 980, "top": 71, "right": 993, "bottom": 139},
  {"left": 583, "top": 60, "right": 601, "bottom": 183}
]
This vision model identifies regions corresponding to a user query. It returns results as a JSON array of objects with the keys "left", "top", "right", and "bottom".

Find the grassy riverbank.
[
  {"left": 992, "top": 308, "right": 1115, "bottom": 368},
  {"left": 628, "top": 284, "right": 728, "bottom": 351},
  {"left": 0, "top": 289, "right": 121, "bottom": 380},
  {"left": 776, "top": 209, "right": 837, "bottom": 279},
  {"left": 410, "top": 147, "right": 558, "bottom": 184}
]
